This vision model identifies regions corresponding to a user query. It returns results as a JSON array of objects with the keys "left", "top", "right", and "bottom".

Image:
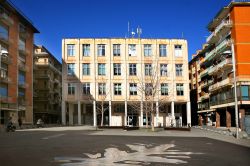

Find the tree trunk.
[
  {"left": 151, "top": 112, "right": 155, "bottom": 131},
  {"left": 146, "top": 112, "right": 148, "bottom": 128}
]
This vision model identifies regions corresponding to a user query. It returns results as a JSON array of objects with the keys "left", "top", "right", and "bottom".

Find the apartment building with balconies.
[
  {"left": 190, "top": 1, "right": 250, "bottom": 131},
  {"left": 0, "top": 1, "right": 39, "bottom": 127},
  {"left": 33, "top": 45, "right": 62, "bottom": 124},
  {"left": 62, "top": 38, "right": 191, "bottom": 127}
]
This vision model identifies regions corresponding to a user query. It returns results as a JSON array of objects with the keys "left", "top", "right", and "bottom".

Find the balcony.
[
  {"left": 19, "top": 29, "right": 30, "bottom": 39},
  {"left": 209, "top": 77, "right": 233, "bottom": 92},
  {"left": 18, "top": 61, "right": 28, "bottom": 71},
  {"left": 1, "top": 54, "right": 11, "bottom": 64},
  {"left": 204, "top": 49, "right": 216, "bottom": 61},
  {"left": 0, "top": 75, "right": 10, "bottom": 84},
  {"left": 200, "top": 67, "right": 210, "bottom": 78},
  {"left": 18, "top": 47, "right": 29, "bottom": 56},
  {"left": 215, "top": 20, "right": 232, "bottom": 35},
  {"left": 216, "top": 39, "right": 231, "bottom": 54},
  {"left": 18, "top": 82, "right": 26, "bottom": 89},
  {"left": 0, "top": 12, "right": 14, "bottom": 25},
  {"left": 35, "top": 73, "right": 51, "bottom": 79},
  {"left": 200, "top": 93, "right": 209, "bottom": 101},
  {"left": 208, "top": 58, "right": 232, "bottom": 75},
  {"left": 0, "top": 35, "right": 10, "bottom": 45}
]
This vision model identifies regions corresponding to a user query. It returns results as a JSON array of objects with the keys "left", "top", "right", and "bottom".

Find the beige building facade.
[{"left": 62, "top": 38, "right": 191, "bottom": 127}]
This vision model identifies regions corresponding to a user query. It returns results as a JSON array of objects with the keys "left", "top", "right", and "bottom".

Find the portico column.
[
  {"left": 140, "top": 101, "right": 143, "bottom": 127},
  {"left": 186, "top": 101, "right": 191, "bottom": 127},
  {"left": 171, "top": 101, "right": 175, "bottom": 126},
  {"left": 124, "top": 100, "right": 127, "bottom": 126},
  {"left": 93, "top": 101, "right": 96, "bottom": 127},
  {"left": 62, "top": 101, "right": 66, "bottom": 125},
  {"left": 156, "top": 101, "right": 159, "bottom": 127},
  {"left": 69, "top": 103, "right": 74, "bottom": 125},
  {"left": 78, "top": 101, "right": 81, "bottom": 125},
  {"left": 109, "top": 100, "right": 112, "bottom": 126}
]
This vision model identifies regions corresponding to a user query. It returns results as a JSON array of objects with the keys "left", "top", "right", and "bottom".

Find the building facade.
[
  {"left": 34, "top": 45, "right": 62, "bottom": 124},
  {"left": 62, "top": 38, "right": 191, "bottom": 127},
  {"left": 0, "top": 1, "right": 38, "bottom": 127},
  {"left": 189, "top": 1, "right": 250, "bottom": 130}
]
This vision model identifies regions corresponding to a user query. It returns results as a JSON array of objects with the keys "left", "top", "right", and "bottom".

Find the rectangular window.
[
  {"left": 145, "top": 64, "right": 152, "bottom": 76},
  {"left": 113, "top": 63, "right": 121, "bottom": 76},
  {"left": 98, "top": 63, "right": 106, "bottom": 75},
  {"left": 175, "top": 45, "right": 182, "bottom": 57},
  {"left": 129, "top": 64, "right": 137, "bottom": 76},
  {"left": 128, "top": 44, "right": 136, "bottom": 56},
  {"left": 67, "top": 44, "right": 75, "bottom": 56},
  {"left": 98, "top": 83, "right": 106, "bottom": 95},
  {"left": 97, "top": 44, "right": 105, "bottom": 56},
  {"left": 113, "top": 44, "right": 121, "bottom": 56},
  {"left": 82, "top": 83, "right": 90, "bottom": 95},
  {"left": 68, "top": 83, "right": 75, "bottom": 95},
  {"left": 144, "top": 44, "right": 152, "bottom": 56},
  {"left": 129, "top": 83, "right": 137, "bottom": 95},
  {"left": 0, "top": 84, "right": 7, "bottom": 97},
  {"left": 160, "top": 64, "right": 168, "bottom": 76},
  {"left": 176, "top": 64, "right": 183, "bottom": 76},
  {"left": 18, "top": 71, "right": 25, "bottom": 86},
  {"left": 114, "top": 83, "right": 122, "bottom": 95},
  {"left": 159, "top": 44, "right": 167, "bottom": 57},
  {"left": 161, "top": 83, "right": 168, "bottom": 95},
  {"left": 18, "top": 37, "right": 25, "bottom": 51},
  {"left": 0, "top": 63, "right": 7, "bottom": 79},
  {"left": 82, "top": 63, "right": 90, "bottom": 75},
  {"left": 145, "top": 83, "right": 153, "bottom": 96},
  {"left": 67, "top": 63, "right": 75, "bottom": 75},
  {"left": 83, "top": 44, "right": 90, "bottom": 56},
  {"left": 241, "top": 86, "right": 249, "bottom": 100},
  {"left": 176, "top": 83, "right": 184, "bottom": 96},
  {"left": 0, "top": 23, "right": 8, "bottom": 40}
]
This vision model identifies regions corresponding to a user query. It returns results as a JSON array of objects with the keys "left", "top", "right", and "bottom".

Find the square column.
[
  {"left": 109, "top": 100, "right": 112, "bottom": 126},
  {"left": 93, "top": 101, "right": 96, "bottom": 127},
  {"left": 186, "top": 101, "right": 191, "bottom": 127},
  {"left": 78, "top": 101, "right": 81, "bottom": 125},
  {"left": 226, "top": 109, "right": 231, "bottom": 128},
  {"left": 124, "top": 101, "right": 127, "bottom": 126},
  {"left": 140, "top": 101, "right": 143, "bottom": 127},
  {"left": 171, "top": 101, "right": 175, "bottom": 126},
  {"left": 62, "top": 101, "right": 66, "bottom": 125},
  {"left": 156, "top": 101, "right": 159, "bottom": 127},
  {"left": 69, "top": 103, "right": 74, "bottom": 125},
  {"left": 216, "top": 111, "right": 220, "bottom": 127}
]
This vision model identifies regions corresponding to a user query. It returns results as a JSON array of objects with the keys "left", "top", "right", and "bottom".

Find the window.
[
  {"left": 161, "top": 83, "right": 168, "bottom": 95},
  {"left": 145, "top": 64, "right": 152, "bottom": 76},
  {"left": 0, "top": 84, "right": 7, "bottom": 97},
  {"left": 0, "top": 63, "right": 7, "bottom": 79},
  {"left": 241, "top": 86, "right": 249, "bottom": 100},
  {"left": 174, "top": 45, "right": 182, "bottom": 57},
  {"left": 160, "top": 64, "right": 168, "bottom": 76},
  {"left": 113, "top": 44, "right": 120, "bottom": 56},
  {"left": 128, "top": 44, "right": 136, "bottom": 56},
  {"left": 97, "top": 44, "right": 105, "bottom": 56},
  {"left": 67, "top": 63, "right": 75, "bottom": 75},
  {"left": 114, "top": 83, "right": 122, "bottom": 95},
  {"left": 83, "top": 44, "right": 90, "bottom": 56},
  {"left": 98, "top": 63, "right": 105, "bottom": 75},
  {"left": 145, "top": 83, "right": 153, "bottom": 96},
  {"left": 176, "top": 83, "right": 184, "bottom": 96},
  {"left": 144, "top": 44, "right": 152, "bottom": 56},
  {"left": 159, "top": 44, "right": 167, "bottom": 57},
  {"left": 129, "top": 64, "right": 137, "bottom": 76},
  {"left": 68, "top": 83, "right": 75, "bottom": 95},
  {"left": 129, "top": 83, "right": 137, "bottom": 95},
  {"left": 82, "top": 83, "right": 90, "bottom": 95},
  {"left": 18, "top": 37, "right": 25, "bottom": 51},
  {"left": 113, "top": 63, "right": 121, "bottom": 76},
  {"left": 176, "top": 64, "right": 183, "bottom": 76},
  {"left": 67, "top": 44, "right": 75, "bottom": 56},
  {"left": 18, "top": 71, "right": 25, "bottom": 86},
  {"left": 98, "top": 83, "right": 106, "bottom": 95},
  {"left": 82, "top": 63, "right": 90, "bottom": 75},
  {"left": 0, "top": 23, "right": 8, "bottom": 40},
  {"left": 18, "top": 88, "right": 25, "bottom": 98}
]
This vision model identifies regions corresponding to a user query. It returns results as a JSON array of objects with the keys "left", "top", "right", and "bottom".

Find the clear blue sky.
[{"left": 10, "top": 0, "right": 231, "bottom": 61}]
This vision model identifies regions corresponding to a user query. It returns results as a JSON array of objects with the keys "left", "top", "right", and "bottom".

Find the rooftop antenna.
[
  {"left": 137, "top": 26, "right": 142, "bottom": 39},
  {"left": 131, "top": 29, "right": 135, "bottom": 38},
  {"left": 128, "top": 21, "right": 130, "bottom": 38},
  {"left": 181, "top": 32, "right": 184, "bottom": 39}
]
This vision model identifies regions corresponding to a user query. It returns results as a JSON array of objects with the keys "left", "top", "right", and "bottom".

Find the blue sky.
[{"left": 11, "top": 0, "right": 231, "bottom": 61}]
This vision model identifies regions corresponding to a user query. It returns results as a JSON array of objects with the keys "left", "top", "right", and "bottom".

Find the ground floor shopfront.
[{"left": 61, "top": 101, "right": 191, "bottom": 127}]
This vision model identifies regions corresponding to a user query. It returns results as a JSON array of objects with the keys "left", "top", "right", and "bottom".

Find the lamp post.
[{"left": 231, "top": 40, "right": 239, "bottom": 139}]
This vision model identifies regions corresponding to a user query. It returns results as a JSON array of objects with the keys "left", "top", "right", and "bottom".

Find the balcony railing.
[
  {"left": 209, "top": 77, "right": 233, "bottom": 92},
  {"left": 0, "top": 12, "right": 14, "bottom": 25},
  {"left": 215, "top": 20, "right": 232, "bottom": 34},
  {"left": 204, "top": 49, "right": 216, "bottom": 61},
  {"left": 200, "top": 93, "right": 209, "bottom": 101},
  {"left": 208, "top": 58, "right": 232, "bottom": 75},
  {"left": 206, "top": 32, "right": 215, "bottom": 43},
  {"left": 200, "top": 67, "right": 210, "bottom": 78}
]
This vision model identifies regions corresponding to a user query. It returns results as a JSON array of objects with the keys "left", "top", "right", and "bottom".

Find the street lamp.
[{"left": 0, "top": 44, "right": 9, "bottom": 125}]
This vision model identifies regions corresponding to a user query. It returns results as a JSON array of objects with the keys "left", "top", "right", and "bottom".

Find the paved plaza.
[{"left": 0, "top": 127, "right": 250, "bottom": 166}]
